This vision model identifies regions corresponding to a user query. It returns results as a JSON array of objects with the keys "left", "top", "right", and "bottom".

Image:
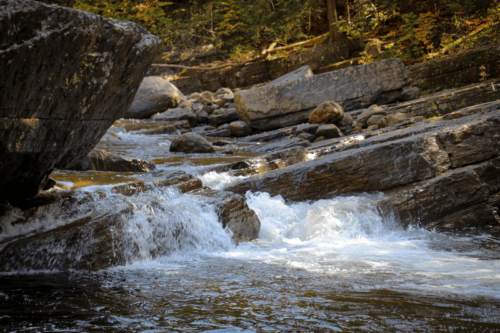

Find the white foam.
[
  {"left": 198, "top": 171, "right": 248, "bottom": 190},
  {"left": 219, "top": 192, "right": 500, "bottom": 297}
]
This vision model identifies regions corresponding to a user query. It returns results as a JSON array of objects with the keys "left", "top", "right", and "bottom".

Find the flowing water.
[{"left": 1, "top": 122, "right": 500, "bottom": 332}]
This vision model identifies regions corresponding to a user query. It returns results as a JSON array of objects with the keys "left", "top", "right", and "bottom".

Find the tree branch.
[{"left": 151, "top": 34, "right": 328, "bottom": 71}]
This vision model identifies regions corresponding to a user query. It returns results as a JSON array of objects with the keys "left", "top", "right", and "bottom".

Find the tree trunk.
[
  {"left": 327, "top": 0, "right": 339, "bottom": 43},
  {"left": 359, "top": 28, "right": 365, "bottom": 49},
  {"left": 345, "top": 0, "right": 350, "bottom": 23}
]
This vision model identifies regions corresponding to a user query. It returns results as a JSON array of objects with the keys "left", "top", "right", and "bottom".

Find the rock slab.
[
  {"left": 0, "top": 0, "right": 161, "bottom": 203},
  {"left": 235, "top": 58, "right": 411, "bottom": 130}
]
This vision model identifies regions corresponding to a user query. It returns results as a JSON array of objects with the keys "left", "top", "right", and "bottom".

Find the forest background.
[{"left": 40, "top": 0, "right": 500, "bottom": 67}]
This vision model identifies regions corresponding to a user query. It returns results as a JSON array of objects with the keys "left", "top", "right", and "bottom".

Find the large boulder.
[
  {"left": 66, "top": 149, "right": 156, "bottom": 172},
  {"left": 0, "top": 0, "right": 161, "bottom": 204},
  {"left": 124, "top": 77, "right": 183, "bottom": 119},
  {"left": 235, "top": 58, "right": 411, "bottom": 130},
  {"left": 169, "top": 133, "right": 216, "bottom": 153}
]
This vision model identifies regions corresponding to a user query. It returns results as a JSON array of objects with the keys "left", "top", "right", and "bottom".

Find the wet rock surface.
[
  {"left": 190, "top": 188, "right": 261, "bottom": 243},
  {"left": 0, "top": 170, "right": 261, "bottom": 271},
  {"left": 0, "top": 0, "right": 161, "bottom": 203}
]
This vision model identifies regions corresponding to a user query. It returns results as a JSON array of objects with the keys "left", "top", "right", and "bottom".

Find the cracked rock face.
[{"left": 0, "top": 0, "right": 161, "bottom": 203}]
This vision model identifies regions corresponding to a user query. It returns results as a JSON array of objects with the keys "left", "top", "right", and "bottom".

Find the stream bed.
[{"left": 1, "top": 122, "right": 500, "bottom": 332}]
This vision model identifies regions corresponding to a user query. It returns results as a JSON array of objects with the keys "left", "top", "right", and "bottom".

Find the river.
[{"left": 1, "top": 122, "right": 500, "bottom": 332}]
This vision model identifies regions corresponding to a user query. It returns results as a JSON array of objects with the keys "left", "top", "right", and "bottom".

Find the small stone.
[
  {"left": 189, "top": 92, "right": 204, "bottom": 103},
  {"left": 378, "top": 113, "right": 408, "bottom": 128},
  {"left": 313, "top": 136, "right": 326, "bottom": 143},
  {"left": 214, "top": 99, "right": 226, "bottom": 107},
  {"left": 215, "top": 87, "right": 233, "bottom": 97},
  {"left": 192, "top": 102, "right": 203, "bottom": 110},
  {"left": 316, "top": 124, "right": 343, "bottom": 139},
  {"left": 367, "top": 125, "right": 379, "bottom": 131},
  {"left": 401, "top": 87, "right": 421, "bottom": 101},
  {"left": 213, "top": 140, "right": 231, "bottom": 146},
  {"left": 193, "top": 125, "right": 216, "bottom": 133},
  {"left": 296, "top": 124, "right": 319, "bottom": 136},
  {"left": 178, "top": 99, "right": 193, "bottom": 109},
  {"left": 309, "top": 101, "right": 345, "bottom": 124},
  {"left": 169, "top": 133, "right": 215, "bottom": 153},
  {"left": 201, "top": 91, "right": 214, "bottom": 104},
  {"left": 202, "top": 105, "right": 214, "bottom": 114},
  {"left": 352, "top": 126, "right": 362, "bottom": 132},
  {"left": 297, "top": 132, "right": 316, "bottom": 142},
  {"left": 409, "top": 116, "right": 424, "bottom": 123},
  {"left": 195, "top": 110, "right": 209, "bottom": 123},
  {"left": 336, "top": 115, "right": 353, "bottom": 127},
  {"left": 222, "top": 93, "right": 235, "bottom": 102},
  {"left": 221, "top": 150, "right": 234, "bottom": 155},
  {"left": 355, "top": 105, "right": 388, "bottom": 127},
  {"left": 229, "top": 121, "right": 253, "bottom": 137},
  {"left": 367, "top": 115, "right": 385, "bottom": 126},
  {"left": 394, "top": 112, "right": 408, "bottom": 121}
]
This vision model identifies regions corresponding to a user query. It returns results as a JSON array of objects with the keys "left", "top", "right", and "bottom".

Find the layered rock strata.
[
  {"left": 0, "top": 0, "right": 161, "bottom": 203},
  {"left": 227, "top": 111, "right": 500, "bottom": 213}
]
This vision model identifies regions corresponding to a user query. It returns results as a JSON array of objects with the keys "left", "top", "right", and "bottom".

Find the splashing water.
[
  {"left": 198, "top": 171, "right": 249, "bottom": 191},
  {"left": 219, "top": 192, "right": 500, "bottom": 297}
]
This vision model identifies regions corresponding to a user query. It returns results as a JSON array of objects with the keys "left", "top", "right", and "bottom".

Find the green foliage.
[
  {"left": 39, "top": 0, "right": 500, "bottom": 69},
  {"left": 358, "top": 51, "right": 374, "bottom": 64},
  {"left": 399, "top": 12, "right": 437, "bottom": 57},
  {"left": 71, "top": 0, "right": 174, "bottom": 42}
]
